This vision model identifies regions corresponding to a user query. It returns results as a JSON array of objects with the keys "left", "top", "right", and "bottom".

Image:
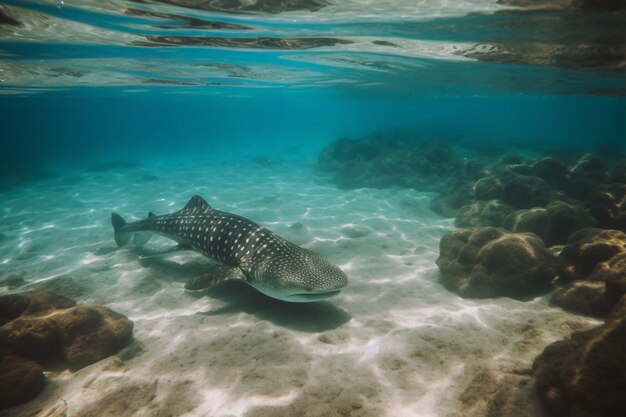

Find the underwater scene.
[{"left": 1, "top": 1, "right": 626, "bottom": 416}]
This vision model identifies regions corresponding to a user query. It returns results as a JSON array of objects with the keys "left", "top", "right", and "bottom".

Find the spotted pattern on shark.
[{"left": 111, "top": 195, "right": 348, "bottom": 302}]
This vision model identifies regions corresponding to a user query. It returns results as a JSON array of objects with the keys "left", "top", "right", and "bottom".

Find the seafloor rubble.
[
  {"left": 0, "top": 291, "right": 134, "bottom": 409},
  {"left": 318, "top": 131, "right": 626, "bottom": 417}
]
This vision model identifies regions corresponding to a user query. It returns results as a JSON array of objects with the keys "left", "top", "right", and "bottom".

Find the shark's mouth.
[{"left": 287, "top": 289, "right": 342, "bottom": 302}]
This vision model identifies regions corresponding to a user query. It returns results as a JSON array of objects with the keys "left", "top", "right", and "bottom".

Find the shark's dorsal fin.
[
  {"left": 182, "top": 195, "right": 213, "bottom": 214},
  {"left": 148, "top": 211, "right": 156, "bottom": 218},
  {"left": 184, "top": 265, "right": 246, "bottom": 291}
]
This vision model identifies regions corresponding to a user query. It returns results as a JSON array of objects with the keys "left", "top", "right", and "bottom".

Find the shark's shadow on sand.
[
  {"left": 131, "top": 247, "right": 352, "bottom": 332},
  {"left": 192, "top": 282, "right": 351, "bottom": 332}
]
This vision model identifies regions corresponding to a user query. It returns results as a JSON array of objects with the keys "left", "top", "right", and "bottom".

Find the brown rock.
[
  {"left": 590, "top": 251, "right": 626, "bottom": 304},
  {"left": 0, "top": 292, "right": 134, "bottom": 409},
  {"left": 0, "top": 293, "right": 29, "bottom": 325},
  {"left": 558, "top": 228, "right": 626, "bottom": 282},
  {"left": 501, "top": 175, "right": 554, "bottom": 209},
  {"left": 473, "top": 175, "right": 505, "bottom": 200},
  {"left": 21, "top": 291, "right": 75, "bottom": 316},
  {"left": 0, "top": 353, "right": 45, "bottom": 408},
  {"left": 607, "top": 294, "right": 626, "bottom": 322},
  {"left": 531, "top": 157, "right": 570, "bottom": 190},
  {"left": 533, "top": 295, "right": 626, "bottom": 417},
  {"left": 0, "top": 291, "right": 133, "bottom": 372},
  {"left": 0, "top": 315, "right": 63, "bottom": 363},
  {"left": 587, "top": 184, "right": 626, "bottom": 231},
  {"left": 455, "top": 199, "right": 514, "bottom": 228},
  {"left": 55, "top": 306, "right": 134, "bottom": 370},
  {"left": 437, "top": 227, "right": 557, "bottom": 299},
  {"left": 505, "top": 201, "right": 595, "bottom": 246},
  {"left": 550, "top": 281, "right": 611, "bottom": 318}
]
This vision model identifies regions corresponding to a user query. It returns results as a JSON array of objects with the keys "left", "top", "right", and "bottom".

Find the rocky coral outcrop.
[
  {"left": 595, "top": 252, "right": 626, "bottom": 304},
  {"left": 533, "top": 295, "right": 626, "bottom": 417},
  {"left": 317, "top": 131, "right": 479, "bottom": 193},
  {"left": 545, "top": 228, "right": 626, "bottom": 318},
  {"left": 558, "top": 228, "right": 626, "bottom": 282},
  {"left": 570, "top": 154, "right": 608, "bottom": 182},
  {"left": 319, "top": 133, "right": 626, "bottom": 241},
  {"left": 550, "top": 281, "right": 611, "bottom": 318},
  {"left": 501, "top": 175, "right": 555, "bottom": 209},
  {"left": 531, "top": 157, "right": 570, "bottom": 190},
  {"left": 436, "top": 227, "right": 557, "bottom": 299},
  {"left": 587, "top": 184, "right": 626, "bottom": 232},
  {"left": 505, "top": 201, "right": 596, "bottom": 246},
  {"left": 455, "top": 199, "right": 514, "bottom": 228},
  {"left": 0, "top": 291, "right": 134, "bottom": 409},
  {"left": 0, "top": 353, "right": 45, "bottom": 409}
]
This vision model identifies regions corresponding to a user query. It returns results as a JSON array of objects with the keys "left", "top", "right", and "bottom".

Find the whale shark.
[{"left": 111, "top": 195, "right": 348, "bottom": 302}]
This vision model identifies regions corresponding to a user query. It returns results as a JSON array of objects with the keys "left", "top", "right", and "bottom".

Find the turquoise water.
[
  {"left": 1, "top": 0, "right": 625, "bottom": 175},
  {"left": 1, "top": 1, "right": 625, "bottom": 416}
]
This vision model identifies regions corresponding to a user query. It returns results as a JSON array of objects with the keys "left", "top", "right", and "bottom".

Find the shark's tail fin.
[{"left": 111, "top": 213, "right": 131, "bottom": 247}]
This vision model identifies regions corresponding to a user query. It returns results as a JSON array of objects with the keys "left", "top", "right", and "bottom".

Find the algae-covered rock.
[
  {"left": 533, "top": 295, "right": 626, "bottom": 417},
  {"left": 0, "top": 293, "right": 30, "bottom": 325},
  {"left": 0, "top": 313, "right": 64, "bottom": 363},
  {"left": 501, "top": 175, "right": 554, "bottom": 209},
  {"left": 550, "top": 280, "right": 611, "bottom": 318},
  {"left": 455, "top": 199, "right": 514, "bottom": 228},
  {"left": 589, "top": 251, "right": 626, "bottom": 304},
  {"left": 505, "top": 201, "right": 596, "bottom": 246},
  {"left": 472, "top": 176, "right": 505, "bottom": 200},
  {"left": 587, "top": 183, "right": 626, "bottom": 231},
  {"left": 56, "top": 305, "right": 134, "bottom": 370},
  {"left": 558, "top": 228, "right": 626, "bottom": 282},
  {"left": 531, "top": 157, "right": 570, "bottom": 190},
  {"left": 570, "top": 153, "right": 608, "bottom": 182},
  {"left": 0, "top": 292, "right": 133, "bottom": 370},
  {"left": 0, "top": 290, "right": 134, "bottom": 410},
  {"left": 0, "top": 353, "right": 45, "bottom": 409},
  {"left": 436, "top": 227, "right": 557, "bottom": 299}
]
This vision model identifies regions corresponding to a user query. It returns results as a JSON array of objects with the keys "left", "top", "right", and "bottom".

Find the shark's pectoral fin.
[{"left": 184, "top": 265, "right": 246, "bottom": 291}]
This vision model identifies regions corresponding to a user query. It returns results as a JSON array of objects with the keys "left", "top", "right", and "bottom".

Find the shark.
[{"left": 111, "top": 195, "right": 348, "bottom": 302}]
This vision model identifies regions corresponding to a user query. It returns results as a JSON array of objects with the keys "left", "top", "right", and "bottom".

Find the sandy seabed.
[{"left": 0, "top": 159, "right": 597, "bottom": 417}]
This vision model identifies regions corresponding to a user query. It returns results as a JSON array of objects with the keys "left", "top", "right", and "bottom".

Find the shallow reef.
[
  {"left": 318, "top": 131, "right": 626, "bottom": 417},
  {"left": 431, "top": 154, "right": 626, "bottom": 238},
  {"left": 433, "top": 159, "right": 626, "bottom": 417},
  {"left": 317, "top": 131, "right": 481, "bottom": 192},
  {"left": 319, "top": 134, "right": 626, "bottom": 240}
]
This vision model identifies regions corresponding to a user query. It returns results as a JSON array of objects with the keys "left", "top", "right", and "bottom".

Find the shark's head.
[{"left": 250, "top": 247, "right": 348, "bottom": 303}]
